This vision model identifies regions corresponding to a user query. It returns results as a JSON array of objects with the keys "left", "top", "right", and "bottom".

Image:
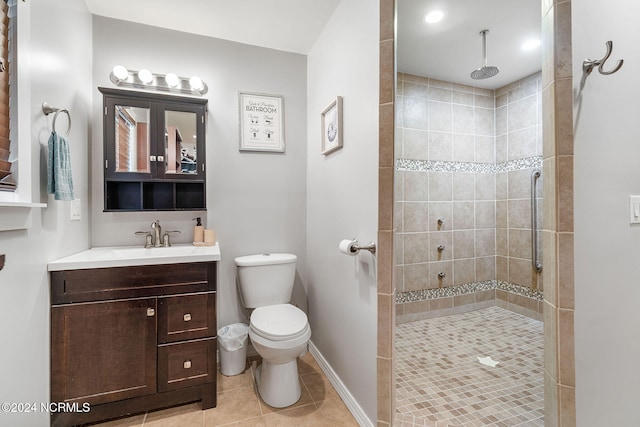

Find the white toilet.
[{"left": 234, "top": 253, "right": 311, "bottom": 408}]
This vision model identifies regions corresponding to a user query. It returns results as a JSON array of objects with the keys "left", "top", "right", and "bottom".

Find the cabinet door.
[
  {"left": 104, "top": 96, "right": 156, "bottom": 180},
  {"left": 51, "top": 298, "right": 157, "bottom": 406},
  {"left": 158, "top": 102, "right": 206, "bottom": 181}
]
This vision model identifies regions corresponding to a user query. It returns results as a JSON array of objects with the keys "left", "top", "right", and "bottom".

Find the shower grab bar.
[{"left": 531, "top": 169, "right": 542, "bottom": 272}]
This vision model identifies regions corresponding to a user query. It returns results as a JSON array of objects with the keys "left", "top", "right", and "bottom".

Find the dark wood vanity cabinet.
[{"left": 50, "top": 262, "right": 217, "bottom": 426}]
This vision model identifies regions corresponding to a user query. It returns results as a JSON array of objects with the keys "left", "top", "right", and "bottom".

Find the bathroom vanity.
[{"left": 47, "top": 244, "right": 220, "bottom": 426}]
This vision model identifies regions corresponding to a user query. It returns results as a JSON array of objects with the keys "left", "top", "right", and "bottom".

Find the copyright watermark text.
[{"left": 1, "top": 402, "right": 91, "bottom": 413}]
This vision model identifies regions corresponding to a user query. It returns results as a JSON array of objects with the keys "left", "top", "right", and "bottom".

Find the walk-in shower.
[{"left": 394, "top": 0, "right": 544, "bottom": 425}]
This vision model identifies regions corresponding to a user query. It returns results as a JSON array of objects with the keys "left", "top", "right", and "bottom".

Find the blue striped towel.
[{"left": 47, "top": 131, "right": 75, "bottom": 201}]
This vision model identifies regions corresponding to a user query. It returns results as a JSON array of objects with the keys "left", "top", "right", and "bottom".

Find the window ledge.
[
  {"left": 0, "top": 201, "right": 46, "bottom": 231},
  {"left": 0, "top": 201, "right": 47, "bottom": 208}
]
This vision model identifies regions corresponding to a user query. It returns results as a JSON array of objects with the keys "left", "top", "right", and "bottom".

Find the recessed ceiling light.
[
  {"left": 521, "top": 39, "right": 541, "bottom": 51},
  {"left": 424, "top": 10, "right": 444, "bottom": 24}
]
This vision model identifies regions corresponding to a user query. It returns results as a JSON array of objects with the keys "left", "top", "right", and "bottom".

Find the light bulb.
[
  {"left": 521, "top": 39, "right": 541, "bottom": 51},
  {"left": 138, "top": 69, "right": 153, "bottom": 84},
  {"left": 189, "top": 75, "right": 204, "bottom": 92},
  {"left": 165, "top": 73, "right": 179, "bottom": 87},
  {"left": 112, "top": 65, "right": 128, "bottom": 81},
  {"left": 424, "top": 10, "right": 444, "bottom": 24}
]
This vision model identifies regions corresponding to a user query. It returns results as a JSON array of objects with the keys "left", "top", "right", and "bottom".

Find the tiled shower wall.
[
  {"left": 496, "top": 73, "right": 543, "bottom": 292},
  {"left": 395, "top": 72, "right": 543, "bottom": 323}
]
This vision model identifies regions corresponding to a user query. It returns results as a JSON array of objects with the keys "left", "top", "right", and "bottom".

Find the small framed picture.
[
  {"left": 239, "top": 92, "right": 285, "bottom": 152},
  {"left": 321, "top": 96, "right": 343, "bottom": 155}
]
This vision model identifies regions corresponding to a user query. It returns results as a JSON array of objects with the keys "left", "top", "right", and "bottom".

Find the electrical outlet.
[{"left": 70, "top": 199, "right": 81, "bottom": 221}]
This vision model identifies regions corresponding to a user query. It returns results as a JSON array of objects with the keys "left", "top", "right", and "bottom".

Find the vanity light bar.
[{"left": 109, "top": 65, "right": 208, "bottom": 96}]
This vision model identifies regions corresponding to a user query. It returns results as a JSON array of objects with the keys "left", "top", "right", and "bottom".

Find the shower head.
[
  {"left": 471, "top": 29, "right": 499, "bottom": 80},
  {"left": 471, "top": 65, "right": 500, "bottom": 80}
]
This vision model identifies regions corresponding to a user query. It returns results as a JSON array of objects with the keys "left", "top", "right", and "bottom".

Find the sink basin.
[
  {"left": 112, "top": 245, "right": 203, "bottom": 259},
  {"left": 48, "top": 243, "right": 221, "bottom": 271}
]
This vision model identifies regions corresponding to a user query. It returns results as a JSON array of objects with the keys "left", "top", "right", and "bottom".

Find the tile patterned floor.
[
  {"left": 94, "top": 352, "right": 358, "bottom": 426},
  {"left": 395, "top": 306, "right": 544, "bottom": 427}
]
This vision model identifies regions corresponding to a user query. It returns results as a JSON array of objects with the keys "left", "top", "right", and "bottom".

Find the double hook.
[{"left": 583, "top": 40, "right": 624, "bottom": 76}]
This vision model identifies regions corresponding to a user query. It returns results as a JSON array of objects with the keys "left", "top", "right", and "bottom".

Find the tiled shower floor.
[{"left": 395, "top": 306, "right": 544, "bottom": 427}]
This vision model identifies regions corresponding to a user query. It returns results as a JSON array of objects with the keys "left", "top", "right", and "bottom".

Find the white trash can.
[{"left": 218, "top": 323, "right": 249, "bottom": 376}]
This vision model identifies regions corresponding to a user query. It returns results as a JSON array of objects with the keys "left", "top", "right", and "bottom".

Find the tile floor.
[
  {"left": 94, "top": 352, "right": 358, "bottom": 426},
  {"left": 395, "top": 306, "right": 544, "bottom": 427}
]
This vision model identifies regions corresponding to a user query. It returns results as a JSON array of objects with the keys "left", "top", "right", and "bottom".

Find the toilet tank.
[{"left": 234, "top": 253, "right": 297, "bottom": 308}]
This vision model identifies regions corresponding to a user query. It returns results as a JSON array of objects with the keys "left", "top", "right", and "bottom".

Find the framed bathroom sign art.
[
  {"left": 321, "top": 96, "right": 343, "bottom": 155},
  {"left": 239, "top": 92, "right": 285, "bottom": 152}
]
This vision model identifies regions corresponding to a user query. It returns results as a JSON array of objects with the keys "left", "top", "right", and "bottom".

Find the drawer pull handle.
[
  {"left": 184, "top": 360, "right": 192, "bottom": 369},
  {"left": 147, "top": 308, "right": 155, "bottom": 317},
  {"left": 183, "top": 313, "right": 192, "bottom": 322}
]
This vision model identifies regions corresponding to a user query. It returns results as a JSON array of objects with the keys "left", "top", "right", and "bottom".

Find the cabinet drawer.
[
  {"left": 158, "top": 292, "right": 216, "bottom": 344},
  {"left": 51, "top": 262, "right": 216, "bottom": 304},
  {"left": 158, "top": 338, "right": 216, "bottom": 392}
]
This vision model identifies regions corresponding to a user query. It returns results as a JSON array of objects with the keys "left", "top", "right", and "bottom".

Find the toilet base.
[{"left": 255, "top": 359, "right": 301, "bottom": 408}]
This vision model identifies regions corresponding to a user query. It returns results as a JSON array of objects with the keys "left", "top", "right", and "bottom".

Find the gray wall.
[
  {"left": 306, "top": 0, "right": 379, "bottom": 421},
  {"left": 0, "top": 1, "right": 93, "bottom": 426},
  {"left": 91, "top": 16, "right": 309, "bottom": 326},
  {"left": 573, "top": 0, "right": 640, "bottom": 425}
]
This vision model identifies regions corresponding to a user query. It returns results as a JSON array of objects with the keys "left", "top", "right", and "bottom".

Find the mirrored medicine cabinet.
[{"left": 99, "top": 87, "right": 207, "bottom": 211}]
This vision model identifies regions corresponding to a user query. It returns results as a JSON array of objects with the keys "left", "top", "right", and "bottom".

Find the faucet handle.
[
  {"left": 135, "top": 231, "right": 153, "bottom": 248},
  {"left": 162, "top": 230, "right": 181, "bottom": 247}
]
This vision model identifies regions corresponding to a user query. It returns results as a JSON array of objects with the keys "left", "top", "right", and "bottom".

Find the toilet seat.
[{"left": 250, "top": 303, "right": 309, "bottom": 341}]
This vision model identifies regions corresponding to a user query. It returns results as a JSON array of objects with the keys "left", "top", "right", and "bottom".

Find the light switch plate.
[
  {"left": 70, "top": 199, "right": 81, "bottom": 221},
  {"left": 629, "top": 196, "right": 640, "bottom": 224}
]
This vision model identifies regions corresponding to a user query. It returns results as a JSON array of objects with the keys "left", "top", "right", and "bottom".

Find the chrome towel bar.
[{"left": 531, "top": 169, "right": 542, "bottom": 272}]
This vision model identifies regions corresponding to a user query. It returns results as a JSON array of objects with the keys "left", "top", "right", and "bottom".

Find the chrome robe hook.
[{"left": 583, "top": 41, "right": 624, "bottom": 76}]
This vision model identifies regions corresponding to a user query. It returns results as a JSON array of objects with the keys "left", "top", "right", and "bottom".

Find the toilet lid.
[{"left": 250, "top": 304, "right": 309, "bottom": 340}]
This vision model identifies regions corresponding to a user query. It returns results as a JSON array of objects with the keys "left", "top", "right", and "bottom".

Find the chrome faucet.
[
  {"left": 136, "top": 220, "right": 180, "bottom": 248},
  {"left": 150, "top": 220, "right": 162, "bottom": 248}
]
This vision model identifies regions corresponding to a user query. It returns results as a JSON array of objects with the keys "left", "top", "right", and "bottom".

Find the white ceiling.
[
  {"left": 398, "top": 0, "right": 542, "bottom": 89},
  {"left": 83, "top": 0, "right": 341, "bottom": 55},
  {"left": 84, "top": 0, "right": 541, "bottom": 90}
]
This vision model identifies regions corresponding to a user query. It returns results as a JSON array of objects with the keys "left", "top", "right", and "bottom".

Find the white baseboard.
[{"left": 308, "top": 341, "right": 373, "bottom": 427}]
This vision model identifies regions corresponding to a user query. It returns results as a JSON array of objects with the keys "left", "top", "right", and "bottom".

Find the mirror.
[
  {"left": 165, "top": 110, "right": 197, "bottom": 175},
  {"left": 114, "top": 105, "right": 150, "bottom": 173}
]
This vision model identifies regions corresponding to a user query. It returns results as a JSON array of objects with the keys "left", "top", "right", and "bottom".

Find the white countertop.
[{"left": 48, "top": 243, "right": 221, "bottom": 271}]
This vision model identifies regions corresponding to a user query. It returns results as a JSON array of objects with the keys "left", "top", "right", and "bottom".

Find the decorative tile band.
[
  {"left": 396, "top": 280, "right": 543, "bottom": 304},
  {"left": 496, "top": 281, "right": 544, "bottom": 301},
  {"left": 396, "top": 156, "right": 542, "bottom": 174}
]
